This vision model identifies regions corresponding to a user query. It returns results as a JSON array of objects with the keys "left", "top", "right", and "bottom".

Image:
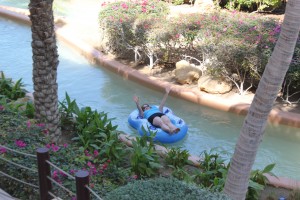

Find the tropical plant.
[
  {"left": 72, "top": 107, "right": 119, "bottom": 149},
  {"left": 193, "top": 149, "right": 230, "bottom": 192},
  {"left": 97, "top": 130, "right": 128, "bottom": 164},
  {"left": 171, "top": 167, "right": 194, "bottom": 183},
  {"left": 59, "top": 92, "right": 78, "bottom": 125},
  {"left": 29, "top": 0, "right": 61, "bottom": 142},
  {"left": 165, "top": 147, "right": 192, "bottom": 168},
  {"left": 246, "top": 163, "right": 276, "bottom": 200},
  {"left": 224, "top": 0, "right": 300, "bottom": 198},
  {"left": 130, "top": 128, "right": 162, "bottom": 177},
  {"left": 0, "top": 71, "right": 25, "bottom": 100}
]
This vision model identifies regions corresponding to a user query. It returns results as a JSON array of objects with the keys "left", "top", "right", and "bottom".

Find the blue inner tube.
[{"left": 128, "top": 106, "right": 188, "bottom": 143}]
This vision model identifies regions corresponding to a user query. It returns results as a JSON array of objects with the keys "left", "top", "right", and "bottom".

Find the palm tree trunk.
[
  {"left": 224, "top": 0, "right": 300, "bottom": 199},
  {"left": 29, "top": 0, "right": 61, "bottom": 143}
]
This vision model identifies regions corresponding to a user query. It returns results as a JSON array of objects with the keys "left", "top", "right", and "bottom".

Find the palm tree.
[
  {"left": 224, "top": 0, "right": 300, "bottom": 199},
  {"left": 29, "top": 0, "right": 61, "bottom": 143}
]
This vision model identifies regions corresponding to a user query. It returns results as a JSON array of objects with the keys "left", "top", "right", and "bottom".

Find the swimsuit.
[{"left": 143, "top": 107, "right": 165, "bottom": 125}]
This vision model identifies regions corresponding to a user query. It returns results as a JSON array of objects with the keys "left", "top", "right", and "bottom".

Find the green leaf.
[{"left": 262, "top": 163, "right": 275, "bottom": 173}]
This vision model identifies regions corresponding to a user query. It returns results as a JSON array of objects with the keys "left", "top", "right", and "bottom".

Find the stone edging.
[{"left": 1, "top": 5, "right": 300, "bottom": 190}]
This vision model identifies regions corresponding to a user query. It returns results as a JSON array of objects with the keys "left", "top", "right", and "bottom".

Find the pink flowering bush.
[
  {"left": 99, "top": 5, "right": 300, "bottom": 94},
  {"left": 99, "top": 0, "right": 169, "bottom": 59}
]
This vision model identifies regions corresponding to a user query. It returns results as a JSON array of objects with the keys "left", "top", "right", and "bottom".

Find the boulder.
[
  {"left": 174, "top": 60, "right": 202, "bottom": 85},
  {"left": 198, "top": 75, "right": 232, "bottom": 94},
  {"left": 194, "top": 0, "right": 215, "bottom": 10}
]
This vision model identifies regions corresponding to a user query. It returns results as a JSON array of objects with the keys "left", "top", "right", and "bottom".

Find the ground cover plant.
[
  {"left": 0, "top": 73, "right": 281, "bottom": 199},
  {"left": 99, "top": 1, "right": 300, "bottom": 98}
]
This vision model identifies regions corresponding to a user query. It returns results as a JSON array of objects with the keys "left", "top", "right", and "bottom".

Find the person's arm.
[
  {"left": 133, "top": 96, "right": 144, "bottom": 117},
  {"left": 159, "top": 86, "right": 171, "bottom": 112}
]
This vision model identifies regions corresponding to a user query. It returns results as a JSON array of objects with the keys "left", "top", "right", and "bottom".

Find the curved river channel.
[{"left": 1, "top": 17, "right": 300, "bottom": 180}]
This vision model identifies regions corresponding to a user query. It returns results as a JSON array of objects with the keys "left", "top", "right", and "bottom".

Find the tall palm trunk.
[
  {"left": 224, "top": 0, "right": 300, "bottom": 199},
  {"left": 29, "top": 0, "right": 61, "bottom": 143}
]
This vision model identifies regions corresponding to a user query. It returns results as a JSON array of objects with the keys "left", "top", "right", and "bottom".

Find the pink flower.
[
  {"left": 141, "top": 7, "right": 147, "bottom": 13},
  {"left": 51, "top": 144, "right": 60, "bottom": 152},
  {"left": 59, "top": 171, "right": 67, "bottom": 177},
  {"left": 93, "top": 150, "right": 99, "bottom": 157},
  {"left": 84, "top": 150, "right": 91, "bottom": 157},
  {"left": 15, "top": 140, "right": 26, "bottom": 148},
  {"left": 274, "top": 24, "right": 281, "bottom": 33},
  {"left": 175, "top": 34, "right": 180, "bottom": 39},
  {"left": 52, "top": 170, "right": 62, "bottom": 184},
  {"left": 121, "top": 2, "right": 128, "bottom": 9},
  {"left": 26, "top": 120, "right": 31, "bottom": 128},
  {"left": 211, "top": 15, "right": 218, "bottom": 22},
  {"left": 0, "top": 147, "right": 7, "bottom": 154},
  {"left": 36, "top": 123, "right": 45, "bottom": 128},
  {"left": 63, "top": 143, "right": 68, "bottom": 148},
  {"left": 101, "top": 2, "right": 107, "bottom": 7},
  {"left": 52, "top": 170, "right": 58, "bottom": 179},
  {"left": 87, "top": 161, "right": 93, "bottom": 167},
  {"left": 132, "top": 175, "right": 138, "bottom": 179},
  {"left": 43, "top": 129, "right": 49, "bottom": 135},
  {"left": 102, "top": 163, "right": 108, "bottom": 170},
  {"left": 141, "top": 0, "right": 148, "bottom": 6},
  {"left": 46, "top": 144, "right": 51, "bottom": 148},
  {"left": 0, "top": 105, "right": 4, "bottom": 111}
]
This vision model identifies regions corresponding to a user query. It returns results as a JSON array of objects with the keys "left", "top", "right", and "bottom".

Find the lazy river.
[{"left": 1, "top": 16, "right": 300, "bottom": 180}]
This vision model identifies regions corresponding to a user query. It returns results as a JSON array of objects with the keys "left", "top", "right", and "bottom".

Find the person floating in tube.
[{"left": 133, "top": 87, "right": 180, "bottom": 134}]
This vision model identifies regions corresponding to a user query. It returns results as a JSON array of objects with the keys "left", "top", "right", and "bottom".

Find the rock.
[
  {"left": 194, "top": 0, "right": 215, "bottom": 10},
  {"left": 198, "top": 75, "right": 232, "bottom": 94},
  {"left": 174, "top": 60, "right": 202, "bottom": 85}
]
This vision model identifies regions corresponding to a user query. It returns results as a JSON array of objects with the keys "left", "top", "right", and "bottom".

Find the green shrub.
[
  {"left": 172, "top": 0, "right": 185, "bottom": 5},
  {"left": 104, "top": 177, "right": 232, "bottom": 200},
  {"left": 246, "top": 163, "right": 276, "bottom": 200},
  {"left": 0, "top": 72, "right": 25, "bottom": 100},
  {"left": 221, "top": 0, "right": 282, "bottom": 12},
  {"left": 130, "top": 129, "right": 162, "bottom": 178},
  {"left": 165, "top": 147, "right": 191, "bottom": 168},
  {"left": 194, "top": 148, "right": 229, "bottom": 192}
]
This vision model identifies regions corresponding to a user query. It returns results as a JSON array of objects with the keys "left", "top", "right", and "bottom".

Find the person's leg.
[
  {"left": 161, "top": 115, "right": 180, "bottom": 133},
  {"left": 152, "top": 117, "right": 172, "bottom": 133}
]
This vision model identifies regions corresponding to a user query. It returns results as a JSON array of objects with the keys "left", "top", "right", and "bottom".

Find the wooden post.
[
  {"left": 36, "top": 147, "right": 52, "bottom": 200},
  {"left": 75, "top": 170, "right": 90, "bottom": 200}
]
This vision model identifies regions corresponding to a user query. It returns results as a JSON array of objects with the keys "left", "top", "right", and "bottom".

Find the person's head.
[{"left": 141, "top": 104, "right": 151, "bottom": 111}]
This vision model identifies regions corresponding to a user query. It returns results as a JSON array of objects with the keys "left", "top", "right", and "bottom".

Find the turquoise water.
[
  {"left": 1, "top": 17, "right": 300, "bottom": 180},
  {"left": 0, "top": 0, "right": 71, "bottom": 16}
]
